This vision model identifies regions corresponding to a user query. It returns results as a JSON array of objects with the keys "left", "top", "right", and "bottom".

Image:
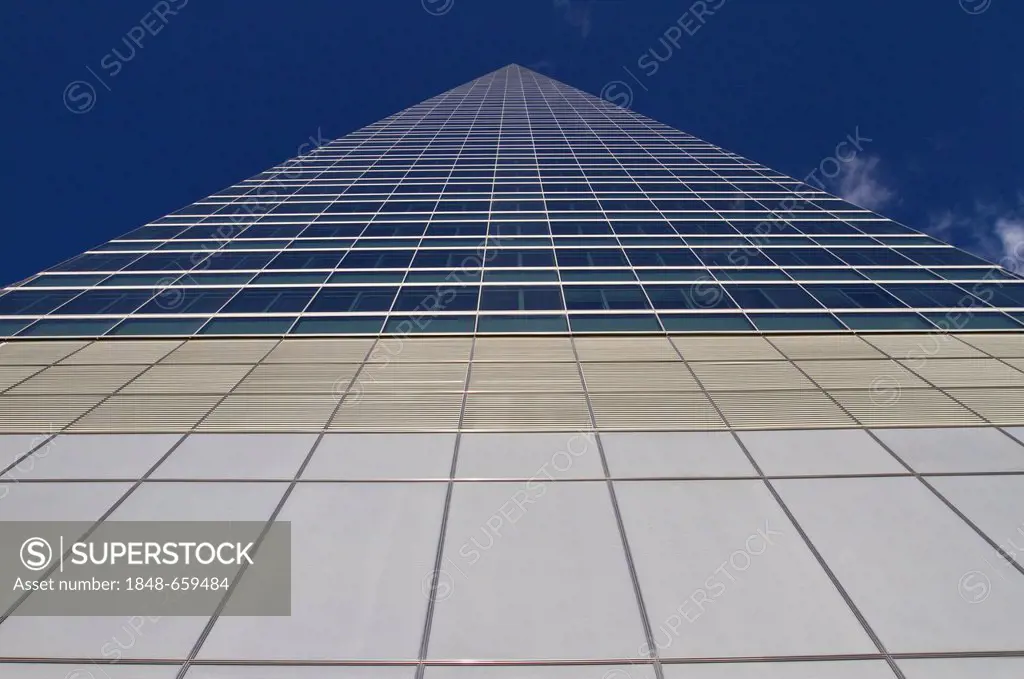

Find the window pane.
[
  {"left": 725, "top": 285, "right": 822, "bottom": 310},
  {"left": 307, "top": 287, "right": 398, "bottom": 312},
  {"left": 480, "top": 285, "right": 563, "bottom": 311},
  {"left": 220, "top": 288, "right": 317, "bottom": 313}
]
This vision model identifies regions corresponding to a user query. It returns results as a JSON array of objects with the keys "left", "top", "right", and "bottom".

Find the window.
[
  {"left": 766, "top": 249, "right": 845, "bottom": 267},
  {"left": 221, "top": 288, "right": 317, "bottom": 313},
  {"left": 266, "top": 252, "right": 345, "bottom": 269},
  {"left": 833, "top": 248, "right": 913, "bottom": 267},
  {"left": 626, "top": 248, "right": 700, "bottom": 267},
  {"left": 0, "top": 290, "right": 81, "bottom": 315},
  {"left": 307, "top": 287, "right": 398, "bottom": 312},
  {"left": 338, "top": 250, "right": 414, "bottom": 269},
  {"left": 645, "top": 284, "right": 736, "bottom": 310},
  {"left": 199, "top": 252, "right": 276, "bottom": 271},
  {"left": 900, "top": 247, "right": 988, "bottom": 267},
  {"left": 55, "top": 290, "right": 154, "bottom": 315},
  {"left": 563, "top": 285, "right": 650, "bottom": 310},
  {"left": 556, "top": 249, "right": 628, "bottom": 268},
  {"left": 136, "top": 288, "right": 237, "bottom": 314},
  {"left": 392, "top": 286, "right": 480, "bottom": 312},
  {"left": 488, "top": 249, "right": 556, "bottom": 268},
  {"left": 805, "top": 284, "right": 905, "bottom": 309},
  {"left": 725, "top": 285, "right": 823, "bottom": 309},
  {"left": 480, "top": 285, "right": 563, "bottom": 311},
  {"left": 883, "top": 283, "right": 984, "bottom": 308}
]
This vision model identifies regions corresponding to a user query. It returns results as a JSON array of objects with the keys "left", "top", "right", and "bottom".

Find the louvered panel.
[
  {"left": 197, "top": 394, "right": 338, "bottom": 432},
  {"left": 769, "top": 334, "right": 884, "bottom": 360},
  {"left": 68, "top": 395, "right": 220, "bottom": 432},
  {"left": 330, "top": 392, "right": 464, "bottom": 431},
  {"left": 366, "top": 337, "right": 473, "bottom": 363},
  {"left": 472, "top": 337, "right": 575, "bottom": 362},
  {"left": 60, "top": 340, "right": 182, "bottom": 365},
  {"left": 8, "top": 365, "right": 148, "bottom": 395},
  {"left": 712, "top": 390, "right": 855, "bottom": 429},
  {"left": 0, "top": 340, "right": 90, "bottom": 366},
  {"left": 468, "top": 363, "right": 583, "bottom": 391},
  {"left": 234, "top": 363, "right": 360, "bottom": 394},
  {"left": 161, "top": 339, "right": 277, "bottom": 364},
  {"left": 120, "top": 364, "right": 253, "bottom": 394},
  {"left": 866, "top": 334, "right": 985, "bottom": 359},
  {"left": 831, "top": 389, "right": 984, "bottom": 427},
  {"left": 671, "top": 336, "right": 783, "bottom": 361},
  {"left": 900, "top": 358, "right": 1024, "bottom": 388},
  {"left": 356, "top": 362, "right": 467, "bottom": 393},
  {"left": 0, "top": 395, "right": 103, "bottom": 432},
  {"left": 263, "top": 338, "right": 375, "bottom": 363},
  {"left": 796, "top": 360, "right": 928, "bottom": 390},
  {"left": 463, "top": 393, "right": 591, "bottom": 431},
  {"left": 590, "top": 392, "right": 725, "bottom": 430},
  {"left": 945, "top": 388, "right": 1024, "bottom": 425},
  {"left": 691, "top": 361, "right": 815, "bottom": 391},
  {"left": 581, "top": 362, "right": 700, "bottom": 392},
  {"left": 1004, "top": 358, "right": 1024, "bottom": 372},
  {"left": 955, "top": 333, "right": 1024, "bottom": 358},
  {"left": 573, "top": 336, "right": 679, "bottom": 362},
  {"left": 0, "top": 341, "right": 89, "bottom": 365},
  {"left": 0, "top": 366, "right": 45, "bottom": 391}
]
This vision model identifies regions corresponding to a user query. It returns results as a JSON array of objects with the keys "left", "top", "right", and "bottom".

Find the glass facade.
[
  {"left": 3, "top": 65, "right": 1024, "bottom": 679},
  {"left": 3, "top": 65, "right": 1022, "bottom": 338}
]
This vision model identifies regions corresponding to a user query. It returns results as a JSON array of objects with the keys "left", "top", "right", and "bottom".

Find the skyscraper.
[{"left": 1, "top": 64, "right": 1023, "bottom": 677}]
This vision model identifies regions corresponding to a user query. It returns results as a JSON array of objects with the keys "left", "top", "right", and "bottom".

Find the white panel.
[
  {"left": 153, "top": 434, "right": 317, "bottom": 479},
  {"left": 615, "top": 480, "right": 875, "bottom": 658},
  {"left": 428, "top": 481, "right": 647, "bottom": 660},
  {"left": 303, "top": 433, "right": 456, "bottom": 479},
  {"left": 773, "top": 477, "right": 1024, "bottom": 652},
  {"left": 602, "top": 432, "right": 754, "bottom": 478},
  {"left": 899, "top": 657, "right": 1024, "bottom": 678},
  {"left": 662, "top": 661, "right": 896, "bottom": 678},
  {"left": 13, "top": 434, "right": 180, "bottom": 479},
  {"left": 872, "top": 427, "right": 1024, "bottom": 473},
  {"left": 197, "top": 483, "right": 447, "bottom": 660},
  {"left": 739, "top": 429, "right": 905, "bottom": 476},
  {"left": 456, "top": 432, "right": 603, "bottom": 479}
]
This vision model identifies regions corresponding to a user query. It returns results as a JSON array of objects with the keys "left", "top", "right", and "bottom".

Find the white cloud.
[
  {"left": 834, "top": 155, "right": 895, "bottom": 211},
  {"left": 926, "top": 195, "right": 1024, "bottom": 271},
  {"left": 553, "top": 0, "right": 593, "bottom": 38},
  {"left": 994, "top": 216, "right": 1024, "bottom": 273}
]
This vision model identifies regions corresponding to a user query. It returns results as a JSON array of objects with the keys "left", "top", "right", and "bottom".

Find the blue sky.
[{"left": 4, "top": 0, "right": 1023, "bottom": 285}]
